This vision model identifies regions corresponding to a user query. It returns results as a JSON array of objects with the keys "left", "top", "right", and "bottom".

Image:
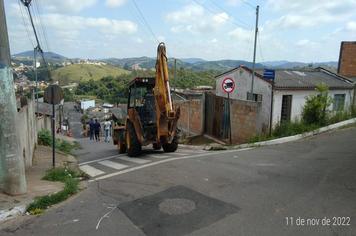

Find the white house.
[{"left": 215, "top": 66, "right": 355, "bottom": 130}]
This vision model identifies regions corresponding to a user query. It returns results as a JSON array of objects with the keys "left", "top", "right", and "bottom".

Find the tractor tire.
[
  {"left": 162, "top": 136, "right": 178, "bottom": 153},
  {"left": 127, "top": 121, "right": 142, "bottom": 157},
  {"left": 153, "top": 143, "right": 161, "bottom": 150},
  {"left": 118, "top": 139, "right": 126, "bottom": 154}
]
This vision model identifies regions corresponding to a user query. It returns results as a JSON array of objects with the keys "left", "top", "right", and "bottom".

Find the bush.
[
  {"left": 38, "top": 129, "right": 79, "bottom": 154},
  {"left": 272, "top": 120, "right": 319, "bottom": 138},
  {"left": 38, "top": 129, "right": 52, "bottom": 146},
  {"left": 302, "top": 84, "right": 332, "bottom": 126},
  {"left": 328, "top": 110, "right": 352, "bottom": 124}
]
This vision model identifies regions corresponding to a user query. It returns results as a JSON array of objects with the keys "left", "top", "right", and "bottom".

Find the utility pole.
[
  {"left": 174, "top": 58, "right": 177, "bottom": 91},
  {"left": 21, "top": 0, "right": 47, "bottom": 111},
  {"left": 250, "top": 5, "right": 259, "bottom": 100},
  {"left": 34, "top": 46, "right": 39, "bottom": 112},
  {"left": 0, "top": 0, "right": 27, "bottom": 195}
]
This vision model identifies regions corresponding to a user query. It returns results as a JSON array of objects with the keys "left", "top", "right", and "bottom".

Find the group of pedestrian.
[{"left": 88, "top": 118, "right": 112, "bottom": 143}]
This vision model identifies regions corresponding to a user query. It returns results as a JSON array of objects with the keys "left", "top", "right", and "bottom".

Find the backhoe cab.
[{"left": 113, "top": 43, "right": 180, "bottom": 157}]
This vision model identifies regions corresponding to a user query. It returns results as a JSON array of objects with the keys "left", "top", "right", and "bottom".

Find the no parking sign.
[{"left": 222, "top": 77, "right": 235, "bottom": 94}]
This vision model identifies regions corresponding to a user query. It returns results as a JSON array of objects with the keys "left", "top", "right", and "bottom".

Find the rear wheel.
[
  {"left": 118, "top": 139, "right": 126, "bottom": 154},
  {"left": 127, "top": 121, "right": 141, "bottom": 157},
  {"left": 162, "top": 136, "right": 178, "bottom": 152},
  {"left": 153, "top": 143, "right": 161, "bottom": 150}
]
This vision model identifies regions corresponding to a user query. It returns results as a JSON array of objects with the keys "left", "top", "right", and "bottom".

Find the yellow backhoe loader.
[{"left": 113, "top": 43, "right": 180, "bottom": 156}]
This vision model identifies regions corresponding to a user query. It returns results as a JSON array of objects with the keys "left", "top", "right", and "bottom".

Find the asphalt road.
[{"left": 2, "top": 127, "right": 356, "bottom": 236}]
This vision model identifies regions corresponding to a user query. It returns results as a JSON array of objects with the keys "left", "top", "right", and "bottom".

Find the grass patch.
[
  {"left": 27, "top": 168, "right": 83, "bottom": 214},
  {"left": 249, "top": 110, "right": 356, "bottom": 144},
  {"left": 38, "top": 129, "right": 80, "bottom": 154}
]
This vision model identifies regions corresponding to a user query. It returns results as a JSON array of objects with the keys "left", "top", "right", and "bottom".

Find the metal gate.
[{"left": 204, "top": 93, "right": 230, "bottom": 140}]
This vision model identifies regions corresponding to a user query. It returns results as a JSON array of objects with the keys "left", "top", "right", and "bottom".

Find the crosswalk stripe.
[
  {"left": 149, "top": 154, "right": 170, "bottom": 159},
  {"left": 168, "top": 152, "right": 187, "bottom": 156},
  {"left": 99, "top": 160, "right": 129, "bottom": 170},
  {"left": 116, "top": 156, "right": 151, "bottom": 164},
  {"left": 79, "top": 165, "right": 105, "bottom": 177}
]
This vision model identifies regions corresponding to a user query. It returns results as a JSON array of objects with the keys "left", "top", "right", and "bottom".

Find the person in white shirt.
[{"left": 103, "top": 120, "right": 112, "bottom": 143}]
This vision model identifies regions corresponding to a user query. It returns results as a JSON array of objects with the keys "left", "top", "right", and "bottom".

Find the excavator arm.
[{"left": 154, "top": 43, "right": 180, "bottom": 141}]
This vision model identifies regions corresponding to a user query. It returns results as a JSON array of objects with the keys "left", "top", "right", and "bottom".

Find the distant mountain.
[
  {"left": 189, "top": 60, "right": 265, "bottom": 71},
  {"left": 262, "top": 61, "right": 338, "bottom": 69},
  {"left": 179, "top": 58, "right": 206, "bottom": 64},
  {"left": 13, "top": 51, "right": 67, "bottom": 61}
]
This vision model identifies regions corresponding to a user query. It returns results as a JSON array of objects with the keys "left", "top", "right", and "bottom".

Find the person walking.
[
  {"left": 89, "top": 118, "right": 95, "bottom": 140},
  {"left": 104, "top": 120, "right": 111, "bottom": 143},
  {"left": 94, "top": 119, "right": 101, "bottom": 142}
]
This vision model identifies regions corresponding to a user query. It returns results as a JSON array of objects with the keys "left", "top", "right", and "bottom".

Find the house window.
[
  {"left": 247, "top": 92, "right": 263, "bottom": 102},
  {"left": 333, "top": 94, "right": 345, "bottom": 111},
  {"left": 281, "top": 95, "right": 292, "bottom": 122}
]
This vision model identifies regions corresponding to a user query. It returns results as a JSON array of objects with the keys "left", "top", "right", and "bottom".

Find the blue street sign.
[{"left": 263, "top": 69, "right": 275, "bottom": 81}]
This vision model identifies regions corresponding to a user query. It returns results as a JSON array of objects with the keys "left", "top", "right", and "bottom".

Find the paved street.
[{"left": 2, "top": 127, "right": 356, "bottom": 236}]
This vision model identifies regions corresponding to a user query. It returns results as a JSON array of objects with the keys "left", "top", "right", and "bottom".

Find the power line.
[
  {"left": 33, "top": 0, "right": 50, "bottom": 52},
  {"left": 192, "top": 0, "right": 250, "bottom": 29},
  {"left": 257, "top": 32, "right": 265, "bottom": 62},
  {"left": 207, "top": 0, "right": 251, "bottom": 28},
  {"left": 20, "top": 0, "right": 52, "bottom": 81},
  {"left": 17, "top": 0, "right": 35, "bottom": 48},
  {"left": 131, "top": 0, "right": 159, "bottom": 43},
  {"left": 240, "top": 0, "right": 256, "bottom": 10}
]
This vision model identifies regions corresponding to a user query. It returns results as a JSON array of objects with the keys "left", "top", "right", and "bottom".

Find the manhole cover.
[
  {"left": 159, "top": 198, "right": 196, "bottom": 215},
  {"left": 119, "top": 185, "right": 239, "bottom": 236}
]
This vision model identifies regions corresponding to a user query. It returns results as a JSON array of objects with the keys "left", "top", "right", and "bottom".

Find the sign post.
[
  {"left": 44, "top": 85, "right": 63, "bottom": 168},
  {"left": 222, "top": 78, "right": 235, "bottom": 145},
  {"left": 263, "top": 69, "right": 275, "bottom": 135}
]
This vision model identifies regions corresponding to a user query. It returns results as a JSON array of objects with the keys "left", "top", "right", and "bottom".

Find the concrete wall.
[
  {"left": 16, "top": 99, "right": 37, "bottom": 168},
  {"left": 272, "top": 89, "right": 354, "bottom": 126},
  {"left": 16, "top": 99, "right": 53, "bottom": 169},
  {"left": 215, "top": 67, "right": 272, "bottom": 133},
  {"left": 175, "top": 99, "right": 204, "bottom": 136}
]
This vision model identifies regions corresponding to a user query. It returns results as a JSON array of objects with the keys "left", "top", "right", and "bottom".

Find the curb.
[
  {"left": 231, "top": 117, "right": 356, "bottom": 150},
  {"left": 0, "top": 205, "right": 27, "bottom": 223}
]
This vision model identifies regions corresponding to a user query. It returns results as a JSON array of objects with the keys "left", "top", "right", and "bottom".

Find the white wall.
[
  {"left": 215, "top": 68, "right": 273, "bottom": 133},
  {"left": 272, "top": 89, "right": 354, "bottom": 126}
]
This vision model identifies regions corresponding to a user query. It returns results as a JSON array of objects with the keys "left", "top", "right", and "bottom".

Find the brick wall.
[
  {"left": 230, "top": 99, "right": 261, "bottom": 144},
  {"left": 338, "top": 41, "right": 356, "bottom": 77},
  {"left": 175, "top": 99, "right": 204, "bottom": 135}
]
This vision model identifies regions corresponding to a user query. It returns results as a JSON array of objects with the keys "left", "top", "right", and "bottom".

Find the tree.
[
  {"left": 63, "top": 88, "right": 75, "bottom": 102},
  {"left": 302, "top": 84, "right": 332, "bottom": 125}
]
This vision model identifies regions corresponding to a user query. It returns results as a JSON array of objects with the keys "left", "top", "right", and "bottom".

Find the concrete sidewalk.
[{"left": 0, "top": 145, "right": 77, "bottom": 225}]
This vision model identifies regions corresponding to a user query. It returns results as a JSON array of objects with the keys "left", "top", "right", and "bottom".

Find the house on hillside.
[
  {"left": 338, "top": 41, "right": 356, "bottom": 83},
  {"left": 215, "top": 66, "right": 354, "bottom": 130},
  {"left": 338, "top": 41, "right": 356, "bottom": 106}
]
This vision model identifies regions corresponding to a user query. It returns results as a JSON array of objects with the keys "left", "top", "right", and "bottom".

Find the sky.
[{"left": 4, "top": 0, "right": 356, "bottom": 62}]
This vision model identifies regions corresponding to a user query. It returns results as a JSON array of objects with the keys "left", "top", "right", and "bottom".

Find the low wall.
[
  {"left": 230, "top": 99, "right": 262, "bottom": 144},
  {"left": 16, "top": 99, "right": 53, "bottom": 168},
  {"left": 175, "top": 99, "right": 204, "bottom": 136},
  {"left": 16, "top": 100, "right": 37, "bottom": 168}
]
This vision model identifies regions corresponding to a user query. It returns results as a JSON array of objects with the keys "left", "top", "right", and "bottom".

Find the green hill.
[{"left": 52, "top": 64, "right": 129, "bottom": 85}]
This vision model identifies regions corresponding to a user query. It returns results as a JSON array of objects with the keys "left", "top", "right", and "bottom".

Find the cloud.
[
  {"left": 295, "top": 39, "right": 318, "bottom": 47},
  {"left": 228, "top": 27, "right": 253, "bottom": 42},
  {"left": 105, "top": 0, "right": 126, "bottom": 8},
  {"left": 166, "top": 4, "right": 230, "bottom": 34},
  {"left": 42, "top": 14, "right": 137, "bottom": 35},
  {"left": 345, "top": 21, "right": 356, "bottom": 32},
  {"left": 39, "top": 0, "right": 97, "bottom": 13},
  {"left": 265, "top": 0, "right": 356, "bottom": 30}
]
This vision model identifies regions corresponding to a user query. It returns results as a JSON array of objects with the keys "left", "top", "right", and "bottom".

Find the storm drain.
[{"left": 119, "top": 185, "right": 239, "bottom": 236}]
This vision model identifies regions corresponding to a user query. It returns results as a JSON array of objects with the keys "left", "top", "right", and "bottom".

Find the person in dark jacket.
[
  {"left": 94, "top": 119, "right": 101, "bottom": 142},
  {"left": 88, "top": 118, "right": 95, "bottom": 140}
]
